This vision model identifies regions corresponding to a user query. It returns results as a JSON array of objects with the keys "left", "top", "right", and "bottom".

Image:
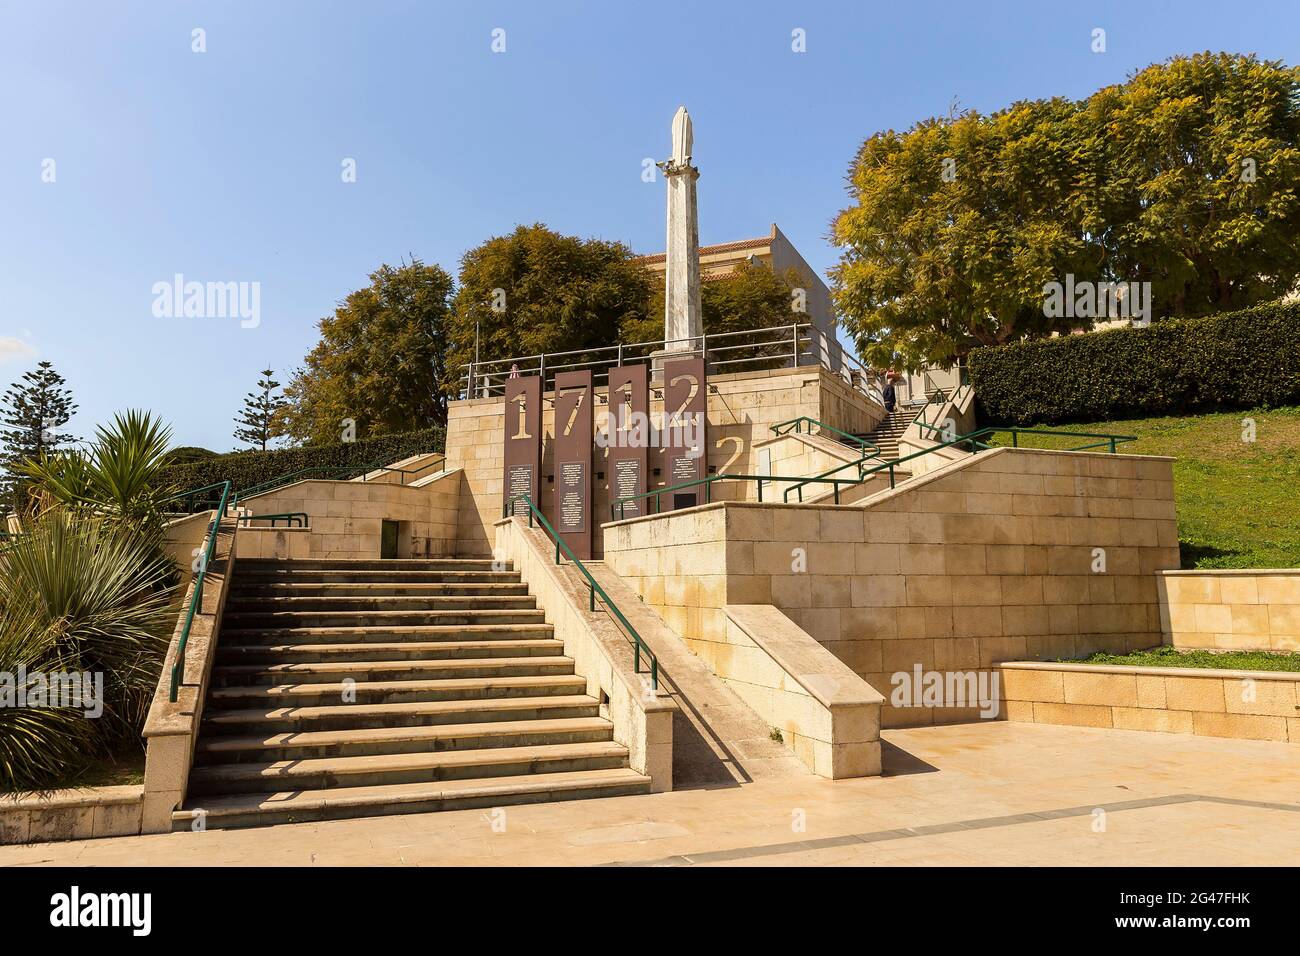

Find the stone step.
[
  {"left": 219, "top": 622, "right": 556, "bottom": 646},
  {"left": 230, "top": 582, "right": 530, "bottom": 599},
  {"left": 185, "top": 740, "right": 631, "bottom": 794},
  {"left": 237, "top": 558, "right": 504, "bottom": 571},
  {"left": 172, "top": 767, "right": 652, "bottom": 830},
  {"left": 202, "top": 694, "right": 602, "bottom": 734},
  {"left": 233, "top": 570, "right": 521, "bottom": 585},
  {"left": 221, "top": 608, "right": 548, "bottom": 628},
  {"left": 206, "top": 674, "right": 590, "bottom": 707},
  {"left": 193, "top": 716, "right": 615, "bottom": 764},
  {"left": 215, "top": 639, "right": 566, "bottom": 664},
  {"left": 209, "top": 656, "right": 576, "bottom": 687},
  {"left": 224, "top": 595, "right": 538, "bottom": 613}
]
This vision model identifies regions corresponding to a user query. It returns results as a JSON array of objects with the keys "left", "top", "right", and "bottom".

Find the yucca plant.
[
  {"left": 22, "top": 410, "right": 177, "bottom": 525},
  {"left": 0, "top": 511, "right": 175, "bottom": 784},
  {"left": 0, "top": 603, "right": 94, "bottom": 793}
]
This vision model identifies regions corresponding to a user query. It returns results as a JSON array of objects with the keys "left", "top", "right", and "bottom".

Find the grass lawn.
[
  {"left": 1067, "top": 645, "right": 1300, "bottom": 672},
  {"left": 984, "top": 407, "right": 1300, "bottom": 569}
]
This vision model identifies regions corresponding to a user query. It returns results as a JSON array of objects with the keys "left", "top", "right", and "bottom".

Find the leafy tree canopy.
[
  {"left": 281, "top": 259, "right": 454, "bottom": 445},
  {"left": 832, "top": 52, "right": 1300, "bottom": 369},
  {"left": 445, "top": 223, "right": 652, "bottom": 391}
]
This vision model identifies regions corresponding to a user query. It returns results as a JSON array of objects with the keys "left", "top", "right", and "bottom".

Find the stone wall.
[
  {"left": 723, "top": 604, "right": 883, "bottom": 778},
  {"left": 603, "top": 447, "right": 1180, "bottom": 727},
  {"left": 236, "top": 470, "right": 461, "bottom": 559},
  {"left": 446, "top": 366, "right": 885, "bottom": 557},
  {"left": 1158, "top": 570, "right": 1300, "bottom": 652},
  {"left": 1000, "top": 661, "right": 1300, "bottom": 743}
]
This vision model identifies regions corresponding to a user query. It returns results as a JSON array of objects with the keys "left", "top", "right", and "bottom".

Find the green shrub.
[
  {"left": 0, "top": 512, "right": 175, "bottom": 792},
  {"left": 155, "top": 426, "right": 446, "bottom": 495},
  {"left": 969, "top": 302, "right": 1300, "bottom": 425}
]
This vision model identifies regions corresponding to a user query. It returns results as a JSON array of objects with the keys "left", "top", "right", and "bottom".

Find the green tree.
[
  {"left": 625, "top": 261, "right": 812, "bottom": 351},
  {"left": 445, "top": 224, "right": 652, "bottom": 393},
  {"left": 234, "top": 369, "right": 287, "bottom": 451},
  {"left": 281, "top": 259, "right": 454, "bottom": 444},
  {"left": 0, "top": 361, "right": 77, "bottom": 510},
  {"left": 1096, "top": 52, "right": 1300, "bottom": 316},
  {"left": 832, "top": 53, "right": 1300, "bottom": 368}
]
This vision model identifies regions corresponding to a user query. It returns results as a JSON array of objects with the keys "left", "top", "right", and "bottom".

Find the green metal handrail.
[
  {"left": 770, "top": 416, "right": 881, "bottom": 457},
  {"left": 781, "top": 426, "right": 1137, "bottom": 502},
  {"left": 168, "top": 480, "right": 232, "bottom": 702},
  {"left": 161, "top": 481, "right": 232, "bottom": 515},
  {"left": 238, "top": 512, "right": 308, "bottom": 528},
  {"left": 503, "top": 494, "right": 658, "bottom": 690},
  {"left": 610, "top": 471, "right": 871, "bottom": 520}
]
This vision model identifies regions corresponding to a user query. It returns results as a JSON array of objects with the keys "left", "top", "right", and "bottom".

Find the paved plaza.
[{"left": 4, "top": 721, "right": 1296, "bottom": 867}]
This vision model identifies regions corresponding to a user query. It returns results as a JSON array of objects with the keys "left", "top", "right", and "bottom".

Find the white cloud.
[{"left": 0, "top": 337, "right": 37, "bottom": 363}]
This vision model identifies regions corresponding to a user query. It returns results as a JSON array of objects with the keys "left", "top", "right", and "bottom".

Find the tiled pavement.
[{"left": 3, "top": 721, "right": 1297, "bottom": 866}]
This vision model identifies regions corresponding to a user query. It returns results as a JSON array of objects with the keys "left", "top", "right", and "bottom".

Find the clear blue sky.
[{"left": 2, "top": 0, "right": 1296, "bottom": 450}]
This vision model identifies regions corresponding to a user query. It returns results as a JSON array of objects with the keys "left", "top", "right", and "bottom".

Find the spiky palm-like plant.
[
  {"left": 22, "top": 410, "right": 176, "bottom": 525},
  {"left": 0, "top": 603, "right": 92, "bottom": 793},
  {"left": 0, "top": 512, "right": 175, "bottom": 790}
]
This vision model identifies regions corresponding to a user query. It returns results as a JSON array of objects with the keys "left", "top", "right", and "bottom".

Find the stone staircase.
[
  {"left": 858, "top": 407, "right": 917, "bottom": 461},
  {"left": 176, "top": 557, "right": 651, "bottom": 830}
]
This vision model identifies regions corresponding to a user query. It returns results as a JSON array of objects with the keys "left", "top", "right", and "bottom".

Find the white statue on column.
[{"left": 661, "top": 106, "right": 702, "bottom": 352}]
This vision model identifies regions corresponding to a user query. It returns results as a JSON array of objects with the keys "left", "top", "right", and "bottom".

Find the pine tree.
[
  {"left": 0, "top": 361, "right": 77, "bottom": 507},
  {"left": 234, "top": 369, "right": 287, "bottom": 451}
]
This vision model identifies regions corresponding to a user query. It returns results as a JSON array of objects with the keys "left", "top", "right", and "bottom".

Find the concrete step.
[
  {"left": 215, "top": 639, "right": 566, "bottom": 664},
  {"left": 172, "top": 767, "right": 652, "bottom": 830},
  {"left": 237, "top": 558, "right": 505, "bottom": 571},
  {"left": 224, "top": 595, "right": 538, "bottom": 613},
  {"left": 202, "top": 694, "right": 602, "bottom": 734},
  {"left": 185, "top": 740, "right": 632, "bottom": 794},
  {"left": 230, "top": 582, "right": 530, "bottom": 599},
  {"left": 206, "top": 674, "right": 591, "bottom": 707},
  {"left": 218, "top": 623, "right": 556, "bottom": 646},
  {"left": 233, "top": 570, "right": 521, "bottom": 585},
  {"left": 222, "top": 608, "right": 548, "bottom": 628},
  {"left": 209, "top": 656, "right": 576, "bottom": 687},
  {"left": 194, "top": 716, "right": 615, "bottom": 763}
]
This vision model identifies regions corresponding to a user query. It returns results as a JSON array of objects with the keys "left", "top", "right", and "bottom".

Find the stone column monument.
[{"left": 660, "top": 106, "right": 702, "bottom": 353}]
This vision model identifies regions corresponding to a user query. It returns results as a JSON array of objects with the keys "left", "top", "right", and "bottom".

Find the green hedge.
[
  {"left": 157, "top": 426, "right": 446, "bottom": 494},
  {"left": 969, "top": 303, "right": 1300, "bottom": 425}
]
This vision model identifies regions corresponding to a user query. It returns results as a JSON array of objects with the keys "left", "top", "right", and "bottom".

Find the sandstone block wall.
[
  {"left": 604, "top": 447, "right": 1180, "bottom": 727},
  {"left": 1158, "top": 570, "right": 1300, "bottom": 652}
]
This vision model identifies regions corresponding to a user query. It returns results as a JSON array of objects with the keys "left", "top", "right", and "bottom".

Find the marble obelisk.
[{"left": 661, "top": 106, "right": 702, "bottom": 352}]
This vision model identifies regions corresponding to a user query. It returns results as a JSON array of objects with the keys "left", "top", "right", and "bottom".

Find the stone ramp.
[{"left": 582, "top": 561, "right": 807, "bottom": 787}]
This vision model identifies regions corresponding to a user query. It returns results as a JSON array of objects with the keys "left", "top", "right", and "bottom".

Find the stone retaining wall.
[
  {"left": 1000, "top": 661, "right": 1300, "bottom": 743},
  {"left": 1158, "top": 570, "right": 1300, "bottom": 652}
]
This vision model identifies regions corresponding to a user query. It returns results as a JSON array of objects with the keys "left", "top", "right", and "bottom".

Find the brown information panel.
[
  {"left": 553, "top": 370, "right": 593, "bottom": 559},
  {"left": 607, "top": 364, "right": 649, "bottom": 520},
  {"left": 663, "top": 356, "right": 707, "bottom": 511},
  {"left": 502, "top": 375, "right": 541, "bottom": 518}
]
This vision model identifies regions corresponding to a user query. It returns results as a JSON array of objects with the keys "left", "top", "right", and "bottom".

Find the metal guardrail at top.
[
  {"left": 503, "top": 494, "right": 658, "bottom": 690},
  {"left": 168, "top": 479, "right": 232, "bottom": 702},
  {"left": 460, "top": 322, "right": 890, "bottom": 406}
]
